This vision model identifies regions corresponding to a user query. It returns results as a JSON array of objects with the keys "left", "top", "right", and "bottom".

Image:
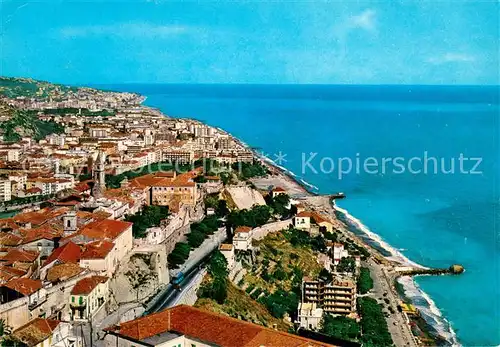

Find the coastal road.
[{"left": 368, "top": 259, "right": 418, "bottom": 347}]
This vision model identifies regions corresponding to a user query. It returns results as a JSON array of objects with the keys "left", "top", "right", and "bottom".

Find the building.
[
  {"left": 92, "top": 151, "right": 106, "bottom": 198},
  {"left": 219, "top": 244, "right": 235, "bottom": 270},
  {"left": 70, "top": 275, "right": 109, "bottom": 321},
  {"left": 332, "top": 243, "right": 349, "bottom": 266},
  {"left": 302, "top": 277, "right": 356, "bottom": 317},
  {"left": 11, "top": 318, "right": 80, "bottom": 347},
  {"left": 79, "top": 240, "right": 117, "bottom": 276},
  {"left": 293, "top": 211, "right": 311, "bottom": 230},
  {"left": 130, "top": 172, "right": 198, "bottom": 209},
  {"left": 103, "top": 304, "right": 335, "bottom": 347},
  {"left": 0, "top": 179, "right": 12, "bottom": 202},
  {"left": 232, "top": 226, "right": 253, "bottom": 251},
  {"left": 297, "top": 302, "right": 324, "bottom": 331},
  {"left": 271, "top": 186, "right": 287, "bottom": 198}
]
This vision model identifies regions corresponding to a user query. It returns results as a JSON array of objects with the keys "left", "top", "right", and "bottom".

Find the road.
[{"left": 368, "top": 259, "right": 418, "bottom": 347}]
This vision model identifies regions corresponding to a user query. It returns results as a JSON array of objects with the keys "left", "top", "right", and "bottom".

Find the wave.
[
  {"left": 333, "top": 204, "right": 425, "bottom": 268},
  {"left": 398, "top": 276, "right": 460, "bottom": 346},
  {"left": 334, "top": 205, "right": 460, "bottom": 346}
]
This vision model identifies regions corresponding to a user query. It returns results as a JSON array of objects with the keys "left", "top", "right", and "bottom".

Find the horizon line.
[{"left": 1, "top": 75, "right": 499, "bottom": 88}]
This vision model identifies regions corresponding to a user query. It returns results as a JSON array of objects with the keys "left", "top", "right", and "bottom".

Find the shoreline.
[
  {"left": 140, "top": 96, "right": 460, "bottom": 346},
  {"left": 214, "top": 126, "right": 459, "bottom": 346}
]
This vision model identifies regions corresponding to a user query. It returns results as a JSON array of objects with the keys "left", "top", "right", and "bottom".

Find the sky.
[{"left": 0, "top": 0, "right": 498, "bottom": 85}]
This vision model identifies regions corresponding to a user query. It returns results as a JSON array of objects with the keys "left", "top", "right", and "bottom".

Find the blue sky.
[{"left": 0, "top": 0, "right": 498, "bottom": 85}]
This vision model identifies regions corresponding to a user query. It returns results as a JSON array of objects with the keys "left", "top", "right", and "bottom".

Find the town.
[{"left": 0, "top": 77, "right": 460, "bottom": 347}]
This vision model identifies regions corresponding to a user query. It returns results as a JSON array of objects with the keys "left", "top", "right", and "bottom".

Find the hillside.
[
  {"left": 0, "top": 106, "right": 64, "bottom": 142},
  {"left": 195, "top": 281, "right": 290, "bottom": 331},
  {"left": 0, "top": 76, "right": 79, "bottom": 100}
]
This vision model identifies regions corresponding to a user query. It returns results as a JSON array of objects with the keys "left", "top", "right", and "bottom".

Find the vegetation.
[
  {"left": 0, "top": 76, "right": 78, "bottom": 99},
  {"left": 195, "top": 282, "right": 289, "bottom": 331},
  {"left": 0, "top": 194, "right": 55, "bottom": 208},
  {"left": 0, "top": 109, "right": 64, "bottom": 142},
  {"left": 258, "top": 289, "right": 299, "bottom": 319},
  {"left": 231, "top": 161, "right": 268, "bottom": 180},
  {"left": 187, "top": 216, "right": 220, "bottom": 249},
  {"left": 167, "top": 242, "right": 191, "bottom": 269},
  {"left": 198, "top": 251, "right": 229, "bottom": 304},
  {"left": 236, "top": 230, "right": 322, "bottom": 323},
  {"left": 358, "top": 297, "right": 394, "bottom": 346},
  {"left": 320, "top": 315, "right": 361, "bottom": 341},
  {"left": 125, "top": 205, "right": 169, "bottom": 238},
  {"left": 357, "top": 267, "right": 374, "bottom": 294},
  {"left": 42, "top": 107, "right": 115, "bottom": 117},
  {"left": 204, "top": 194, "right": 230, "bottom": 217},
  {"left": 265, "top": 193, "right": 291, "bottom": 219},
  {"left": 282, "top": 227, "right": 327, "bottom": 253},
  {"left": 226, "top": 205, "right": 271, "bottom": 230},
  {"left": 337, "top": 256, "right": 356, "bottom": 273},
  {"left": 168, "top": 216, "right": 221, "bottom": 269}
]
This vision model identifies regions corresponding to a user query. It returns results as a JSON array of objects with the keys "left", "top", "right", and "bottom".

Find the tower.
[
  {"left": 63, "top": 210, "right": 78, "bottom": 236},
  {"left": 92, "top": 151, "right": 106, "bottom": 199}
]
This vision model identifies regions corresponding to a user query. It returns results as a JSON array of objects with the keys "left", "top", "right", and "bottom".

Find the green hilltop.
[{"left": 0, "top": 76, "right": 79, "bottom": 100}]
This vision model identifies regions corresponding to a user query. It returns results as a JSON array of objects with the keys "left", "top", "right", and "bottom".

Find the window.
[{"left": 72, "top": 297, "right": 74, "bottom": 303}]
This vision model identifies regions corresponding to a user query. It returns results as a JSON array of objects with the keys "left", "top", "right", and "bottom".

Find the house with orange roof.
[
  {"left": 79, "top": 240, "right": 117, "bottom": 276},
  {"left": 0, "top": 278, "right": 44, "bottom": 330},
  {"left": 271, "top": 186, "right": 287, "bottom": 198},
  {"left": 18, "top": 225, "right": 62, "bottom": 258},
  {"left": 232, "top": 226, "right": 254, "bottom": 251},
  {"left": 130, "top": 171, "right": 198, "bottom": 209},
  {"left": 293, "top": 211, "right": 312, "bottom": 231},
  {"left": 70, "top": 275, "right": 109, "bottom": 321},
  {"left": 0, "top": 249, "right": 40, "bottom": 277},
  {"left": 104, "top": 304, "right": 335, "bottom": 347},
  {"left": 78, "top": 218, "right": 133, "bottom": 265},
  {"left": 11, "top": 317, "right": 80, "bottom": 347}
]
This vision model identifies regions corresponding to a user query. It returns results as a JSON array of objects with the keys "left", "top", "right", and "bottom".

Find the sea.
[{"left": 101, "top": 84, "right": 499, "bottom": 347}]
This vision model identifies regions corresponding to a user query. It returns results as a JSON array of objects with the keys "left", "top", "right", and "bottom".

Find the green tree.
[
  {"left": 358, "top": 297, "right": 393, "bottom": 346},
  {"left": 357, "top": 267, "right": 374, "bottom": 294},
  {"left": 321, "top": 315, "right": 361, "bottom": 341},
  {"left": 337, "top": 256, "right": 356, "bottom": 273}
]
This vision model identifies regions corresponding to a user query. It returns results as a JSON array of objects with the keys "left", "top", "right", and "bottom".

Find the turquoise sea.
[{"left": 104, "top": 84, "right": 499, "bottom": 346}]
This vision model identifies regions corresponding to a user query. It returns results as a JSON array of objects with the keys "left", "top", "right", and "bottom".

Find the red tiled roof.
[
  {"left": 20, "top": 225, "right": 62, "bottom": 244},
  {"left": 3, "top": 278, "right": 42, "bottom": 296},
  {"left": 80, "top": 240, "right": 115, "bottom": 259},
  {"left": 79, "top": 219, "right": 132, "bottom": 241},
  {"left": 105, "top": 305, "right": 334, "bottom": 347},
  {"left": 12, "top": 318, "right": 61, "bottom": 346},
  {"left": 43, "top": 241, "right": 82, "bottom": 267},
  {"left": 295, "top": 211, "right": 312, "bottom": 218},
  {"left": 1, "top": 249, "right": 39, "bottom": 263},
  {"left": 235, "top": 226, "right": 252, "bottom": 233},
  {"left": 272, "top": 187, "right": 286, "bottom": 192},
  {"left": 71, "top": 275, "right": 108, "bottom": 295},
  {"left": 46, "top": 263, "right": 85, "bottom": 283},
  {"left": 0, "top": 233, "right": 22, "bottom": 247}
]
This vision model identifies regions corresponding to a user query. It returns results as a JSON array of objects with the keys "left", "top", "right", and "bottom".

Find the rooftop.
[
  {"left": 12, "top": 318, "right": 61, "bottom": 347},
  {"left": 3, "top": 277, "right": 42, "bottom": 296},
  {"left": 105, "top": 305, "right": 334, "bottom": 347},
  {"left": 43, "top": 241, "right": 81, "bottom": 267},
  {"left": 71, "top": 275, "right": 108, "bottom": 295},
  {"left": 80, "top": 240, "right": 115, "bottom": 259}
]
